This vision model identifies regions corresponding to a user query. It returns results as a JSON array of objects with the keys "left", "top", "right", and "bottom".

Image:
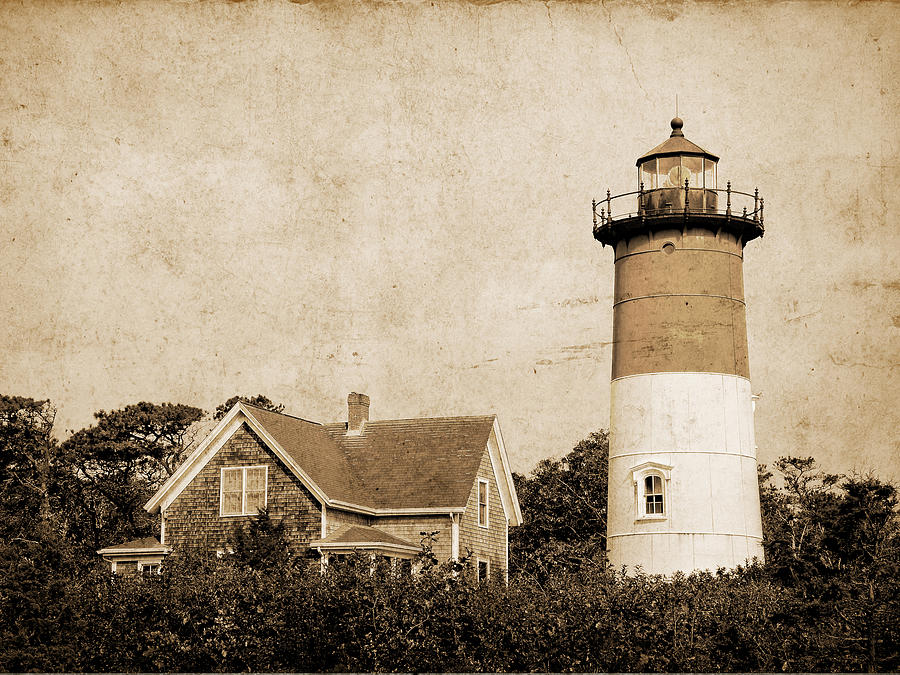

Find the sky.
[{"left": 1, "top": 0, "right": 897, "bottom": 480}]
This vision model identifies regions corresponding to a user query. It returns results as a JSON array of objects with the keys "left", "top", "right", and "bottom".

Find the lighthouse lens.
[{"left": 666, "top": 164, "right": 691, "bottom": 187}]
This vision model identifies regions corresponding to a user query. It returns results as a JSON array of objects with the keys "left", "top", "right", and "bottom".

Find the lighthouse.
[{"left": 593, "top": 118, "right": 765, "bottom": 575}]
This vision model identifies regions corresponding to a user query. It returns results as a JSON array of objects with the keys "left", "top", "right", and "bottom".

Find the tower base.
[
  {"left": 608, "top": 532, "right": 764, "bottom": 576},
  {"left": 606, "top": 372, "right": 765, "bottom": 576}
]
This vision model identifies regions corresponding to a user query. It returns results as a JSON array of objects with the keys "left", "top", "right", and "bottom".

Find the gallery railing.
[{"left": 592, "top": 181, "right": 764, "bottom": 231}]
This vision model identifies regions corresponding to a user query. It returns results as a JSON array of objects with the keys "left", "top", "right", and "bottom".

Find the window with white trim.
[
  {"left": 477, "top": 478, "right": 489, "bottom": 527},
  {"left": 477, "top": 558, "right": 490, "bottom": 583},
  {"left": 220, "top": 466, "right": 268, "bottom": 516},
  {"left": 138, "top": 562, "right": 160, "bottom": 576},
  {"left": 631, "top": 462, "right": 672, "bottom": 521}
]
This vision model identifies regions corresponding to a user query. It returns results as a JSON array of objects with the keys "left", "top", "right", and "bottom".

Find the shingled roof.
[
  {"left": 147, "top": 402, "right": 507, "bottom": 516},
  {"left": 242, "top": 407, "right": 496, "bottom": 509},
  {"left": 310, "top": 524, "right": 419, "bottom": 552},
  {"left": 321, "top": 416, "right": 496, "bottom": 510},
  {"left": 244, "top": 406, "right": 372, "bottom": 505},
  {"left": 97, "top": 536, "right": 168, "bottom": 554}
]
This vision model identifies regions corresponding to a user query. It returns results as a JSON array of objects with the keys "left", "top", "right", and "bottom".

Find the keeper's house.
[{"left": 98, "top": 393, "right": 522, "bottom": 582}]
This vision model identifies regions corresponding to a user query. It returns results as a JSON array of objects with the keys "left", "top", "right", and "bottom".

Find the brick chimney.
[{"left": 347, "top": 392, "right": 370, "bottom": 433}]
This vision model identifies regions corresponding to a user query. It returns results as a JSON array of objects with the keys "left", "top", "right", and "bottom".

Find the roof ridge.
[
  {"left": 241, "top": 403, "right": 322, "bottom": 426},
  {"left": 325, "top": 414, "right": 496, "bottom": 426}
]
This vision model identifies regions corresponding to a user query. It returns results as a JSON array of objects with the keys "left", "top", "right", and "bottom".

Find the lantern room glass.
[
  {"left": 703, "top": 159, "right": 717, "bottom": 190},
  {"left": 638, "top": 156, "right": 718, "bottom": 190},
  {"left": 640, "top": 162, "right": 657, "bottom": 189}
]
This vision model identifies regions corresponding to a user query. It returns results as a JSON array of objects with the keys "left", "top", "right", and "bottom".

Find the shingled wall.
[
  {"left": 164, "top": 423, "right": 321, "bottom": 556},
  {"left": 459, "top": 447, "right": 507, "bottom": 580},
  {"left": 327, "top": 508, "right": 372, "bottom": 534},
  {"left": 372, "top": 515, "right": 452, "bottom": 561}
]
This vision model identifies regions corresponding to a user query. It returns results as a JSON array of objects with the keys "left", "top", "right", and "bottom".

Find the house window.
[
  {"left": 139, "top": 562, "right": 160, "bottom": 576},
  {"left": 220, "top": 466, "right": 268, "bottom": 516},
  {"left": 644, "top": 474, "right": 664, "bottom": 515},
  {"left": 477, "top": 558, "right": 489, "bottom": 583},
  {"left": 478, "top": 478, "right": 489, "bottom": 528}
]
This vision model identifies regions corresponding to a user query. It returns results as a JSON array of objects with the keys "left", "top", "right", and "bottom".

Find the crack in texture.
[{"left": 600, "top": 0, "right": 649, "bottom": 100}]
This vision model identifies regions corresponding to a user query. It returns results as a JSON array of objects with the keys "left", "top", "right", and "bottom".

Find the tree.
[
  {"left": 825, "top": 475, "right": 900, "bottom": 672},
  {"left": 0, "top": 396, "right": 66, "bottom": 540},
  {"left": 758, "top": 456, "right": 841, "bottom": 587},
  {"left": 62, "top": 401, "right": 204, "bottom": 550},
  {"left": 214, "top": 394, "right": 284, "bottom": 420},
  {"left": 760, "top": 457, "right": 900, "bottom": 671},
  {"left": 227, "top": 509, "right": 295, "bottom": 572},
  {"left": 509, "top": 430, "right": 609, "bottom": 581}
]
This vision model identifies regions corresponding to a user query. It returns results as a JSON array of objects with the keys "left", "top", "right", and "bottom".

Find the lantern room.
[
  {"left": 637, "top": 117, "right": 718, "bottom": 189},
  {"left": 636, "top": 117, "right": 719, "bottom": 213},
  {"left": 592, "top": 117, "right": 764, "bottom": 248}
]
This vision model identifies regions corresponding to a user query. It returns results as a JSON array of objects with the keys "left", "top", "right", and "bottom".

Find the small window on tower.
[
  {"left": 630, "top": 462, "right": 672, "bottom": 522},
  {"left": 645, "top": 474, "right": 664, "bottom": 515}
]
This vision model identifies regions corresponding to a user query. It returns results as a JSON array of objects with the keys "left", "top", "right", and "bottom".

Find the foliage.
[
  {"left": 60, "top": 401, "right": 203, "bottom": 555},
  {"left": 758, "top": 458, "right": 900, "bottom": 671},
  {"left": 227, "top": 509, "right": 296, "bottom": 572},
  {"left": 63, "top": 401, "right": 205, "bottom": 487},
  {"left": 509, "top": 430, "right": 608, "bottom": 582},
  {"left": 5, "top": 547, "right": 891, "bottom": 673},
  {"left": 1, "top": 397, "right": 899, "bottom": 672},
  {"left": 214, "top": 394, "right": 284, "bottom": 420},
  {"left": 0, "top": 396, "right": 78, "bottom": 542}
]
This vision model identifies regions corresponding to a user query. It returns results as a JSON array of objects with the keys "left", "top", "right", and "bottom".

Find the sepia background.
[{"left": 1, "top": 0, "right": 897, "bottom": 480}]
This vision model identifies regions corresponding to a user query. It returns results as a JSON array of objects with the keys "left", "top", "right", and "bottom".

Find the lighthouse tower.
[{"left": 593, "top": 118, "right": 765, "bottom": 575}]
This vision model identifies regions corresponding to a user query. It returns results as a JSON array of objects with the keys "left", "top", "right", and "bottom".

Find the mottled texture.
[{"left": 0, "top": 1, "right": 896, "bottom": 481}]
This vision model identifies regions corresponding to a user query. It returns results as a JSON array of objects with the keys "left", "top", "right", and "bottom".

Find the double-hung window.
[
  {"left": 220, "top": 466, "right": 268, "bottom": 516},
  {"left": 477, "top": 478, "right": 489, "bottom": 527},
  {"left": 644, "top": 474, "right": 664, "bottom": 515}
]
